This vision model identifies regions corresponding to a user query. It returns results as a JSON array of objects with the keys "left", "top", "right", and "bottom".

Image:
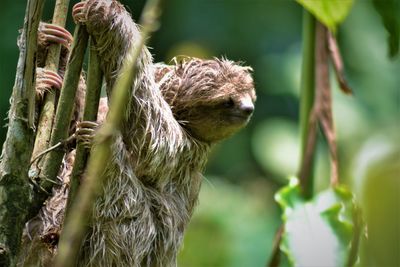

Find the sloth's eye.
[{"left": 222, "top": 98, "right": 235, "bottom": 108}]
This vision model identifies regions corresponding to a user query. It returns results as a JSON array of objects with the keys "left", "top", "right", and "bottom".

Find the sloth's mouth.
[
  {"left": 224, "top": 102, "right": 254, "bottom": 124},
  {"left": 225, "top": 111, "right": 251, "bottom": 124}
]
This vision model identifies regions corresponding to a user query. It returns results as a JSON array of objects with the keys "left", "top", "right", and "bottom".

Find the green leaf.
[
  {"left": 275, "top": 177, "right": 362, "bottom": 266},
  {"left": 372, "top": 0, "right": 400, "bottom": 58},
  {"left": 296, "top": 0, "right": 354, "bottom": 32}
]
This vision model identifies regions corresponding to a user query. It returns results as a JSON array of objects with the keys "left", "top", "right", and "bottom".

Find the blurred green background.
[{"left": 0, "top": 0, "right": 399, "bottom": 266}]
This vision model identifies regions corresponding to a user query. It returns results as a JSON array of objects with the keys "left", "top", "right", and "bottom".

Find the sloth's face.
[
  {"left": 156, "top": 58, "right": 256, "bottom": 143},
  {"left": 183, "top": 83, "right": 256, "bottom": 143}
]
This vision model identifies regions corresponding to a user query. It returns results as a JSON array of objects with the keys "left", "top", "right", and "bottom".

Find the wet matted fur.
[{"left": 18, "top": 0, "right": 256, "bottom": 266}]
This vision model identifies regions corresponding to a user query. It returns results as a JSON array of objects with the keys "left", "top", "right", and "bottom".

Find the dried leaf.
[
  {"left": 328, "top": 32, "right": 352, "bottom": 95},
  {"left": 314, "top": 23, "right": 339, "bottom": 186}
]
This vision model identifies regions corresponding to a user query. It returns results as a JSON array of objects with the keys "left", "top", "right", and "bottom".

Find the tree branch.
[
  {"left": 66, "top": 41, "right": 103, "bottom": 213},
  {"left": 0, "top": 0, "right": 46, "bottom": 265},
  {"left": 37, "top": 25, "right": 88, "bottom": 198},
  {"left": 31, "top": 0, "right": 71, "bottom": 173}
]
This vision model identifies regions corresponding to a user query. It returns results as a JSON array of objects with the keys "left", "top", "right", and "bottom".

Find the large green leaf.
[
  {"left": 296, "top": 0, "right": 354, "bottom": 32},
  {"left": 372, "top": 0, "right": 400, "bottom": 58},
  {"left": 275, "top": 178, "right": 361, "bottom": 266}
]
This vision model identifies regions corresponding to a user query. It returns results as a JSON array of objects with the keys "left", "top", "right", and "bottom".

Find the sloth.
[{"left": 19, "top": 0, "right": 256, "bottom": 266}]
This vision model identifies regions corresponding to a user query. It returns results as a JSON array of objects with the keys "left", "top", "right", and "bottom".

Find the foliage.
[
  {"left": 354, "top": 137, "right": 400, "bottom": 267},
  {"left": 272, "top": 1, "right": 363, "bottom": 266},
  {"left": 296, "top": 0, "right": 354, "bottom": 33},
  {"left": 179, "top": 180, "right": 277, "bottom": 267},
  {"left": 372, "top": 0, "right": 400, "bottom": 58},
  {"left": 276, "top": 178, "right": 361, "bottom": 266}
]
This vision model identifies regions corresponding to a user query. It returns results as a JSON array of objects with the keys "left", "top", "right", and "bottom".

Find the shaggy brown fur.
[
  {"left": 19, "top": 0, "right": 255, "bottom": 266},
  {"left": 155, "top": 59, "right": 255, "bottom": 142}
]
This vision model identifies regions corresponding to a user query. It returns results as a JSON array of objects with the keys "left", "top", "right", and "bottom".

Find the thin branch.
[
  {"left": 30, "top": 134, "right": 76, "bottom": 169},
  {"left": 54, "top": 1, "right": 163, "bottom": 266},
  {"left": 0, "top": 0, "right": 46, "bottom": 265},
  {"left": 31, "top": 0, "right": 71, "bottom": 190},
  {"left": 298, "top": 111, "right": 318, "bottom": 188},
  {"left": 66, "top": 41, "right": 103, "bottom": 213},
  {"left": 314, "top": 23, "right": 339, "bottom": 186},
  {"left": 37, "top": 25, "right": 89, "bottom": 197},
  {"left": 299, "top": 23, "right": 340, "bottom": 188},
  {"left": 298, "top": 10, "right": 316, "bottom": 199},
  {"left": 327, "top": 32, "right": 352, "bottom": 95},
  {"left": 267, "top": 226, "right": 284, "bottom": 267}
]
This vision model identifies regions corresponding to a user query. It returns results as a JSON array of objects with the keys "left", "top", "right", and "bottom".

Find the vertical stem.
[
  {"left": 314, "top": 23, "right": 339, "bottom": 187},
  {"left": 46, "top": 0, "right": 70, "bottom": 70},
  {"left": 298, "top": 10, "right": 316, "bottom": 199},
  {"left": 268, "top": 10, "right": 317, "bottom": 267},
  {"left": 38, "top": 25, "right": 88, "bottom": 195},
  {"left": 31, "top": 0, "right": 70, "bottom": 167},
  {"left": 267, "top": 225, "right": 284, "bottom": 267},
  {"left": 66, "top": 41, "right": 103, "bottom": 214}
]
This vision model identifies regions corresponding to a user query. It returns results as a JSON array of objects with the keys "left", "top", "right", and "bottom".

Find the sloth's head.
[{"left": 157, "top": 58, "right": 256, "bottom": 143}]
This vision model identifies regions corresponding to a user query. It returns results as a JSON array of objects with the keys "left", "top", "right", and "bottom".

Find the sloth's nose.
[
  {"left": 239, "top": 99, "right": 254, "bottom": 115},
  {"left": 240, "top": 104, "right": 254, "bottom": 115}
]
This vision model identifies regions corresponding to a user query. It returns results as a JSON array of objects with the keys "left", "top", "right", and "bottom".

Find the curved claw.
[
  {"left": 41, "top": 23, "right": 73, "bottom": 47},
  {"left": 77, "top": 121, "right": 99, "bottom": 130},
  {"left": 36, "top": 69, "right": 63, "bottom": 98},
  {"left": 72, "top": 2, "right": 86, "bottom": 24},
  {"left": 76, "top": 121, "right": 99, "bottom": 149},
  {"left": 44, "top": 70, "right": 63, "bottom": 88},
  {"left": 37, "top": 69, "right": 63, "bottom": 89}
]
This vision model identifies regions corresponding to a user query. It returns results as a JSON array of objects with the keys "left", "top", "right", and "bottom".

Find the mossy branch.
[
  {"left": 54, "top": 0, "right": 163, "bottom": 266},
  {"left": 0, "top": 0, "right": 45, "bottom": 266},
  {"left": 31, "top": 0, "right": 71, "bottom": 162},
  {"left": 37, "top": 25, "right": 88, "bottom": 197},
  {"left": 66, "top": 41, "right": 103, "bottom": 213}
]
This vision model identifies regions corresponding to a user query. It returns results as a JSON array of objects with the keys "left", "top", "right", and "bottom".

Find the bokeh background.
[{"left": 0, "top": 0, "right": 399, "bottom": 266}]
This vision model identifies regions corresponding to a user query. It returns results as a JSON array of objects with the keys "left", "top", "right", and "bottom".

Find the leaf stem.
[{"left": 298, "top": 10, "right": 316, "bottom": 199}]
